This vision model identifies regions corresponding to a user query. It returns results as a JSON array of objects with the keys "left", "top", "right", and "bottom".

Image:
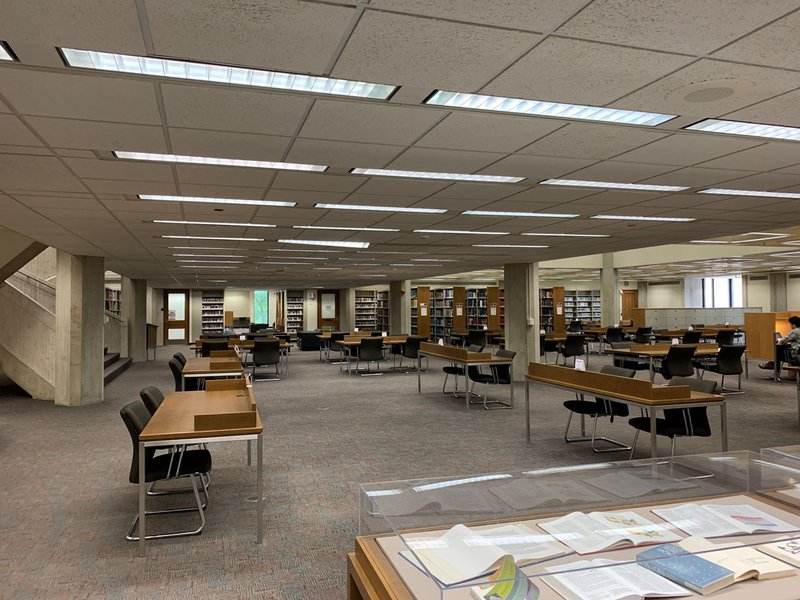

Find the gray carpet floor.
[{"left": 1, "top": 347, "right": 799, "bottom": 599}]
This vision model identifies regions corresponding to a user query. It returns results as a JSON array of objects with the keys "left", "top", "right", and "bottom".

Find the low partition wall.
[{"left": 631, "top": 307, "right": 761, "bottom": 329}]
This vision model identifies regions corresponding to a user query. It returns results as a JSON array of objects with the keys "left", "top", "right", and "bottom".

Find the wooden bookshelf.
[
  {"left": 285, "top": 290, "right": 304, "bottom": 333},
  {"left": 431, "top": 287, "right": 454, "bottom": 340},
  {"left": 452, "top": 286, "right": 466, "bottom": 332},
  {"left": 376, "top": 290, "right": 390, "bottom": 332},
  {"left": 355, "top": 290, "right": 378, "bottom": 330},
  {"left": 201, "top": 290, "right": 224, "bottom": 334},
  {"left": 487, "top": 286, "right": 501, "bottom": 331},
  {"left": 466, "top": 288, "right": 487, "bottom": 329},
  {"left": 564, "top": 289, "right": 602, "bottom": 323},
  {"left": 104, "top": 287, "right": 121, "bottom": 315},
  {"left": 413, "top": 286, "right": 431, "bottom": 339}
]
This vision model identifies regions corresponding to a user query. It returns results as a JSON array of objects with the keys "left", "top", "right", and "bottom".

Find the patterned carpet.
[{"left": 1, "top": 347, "right": 799, "bottom": 599}]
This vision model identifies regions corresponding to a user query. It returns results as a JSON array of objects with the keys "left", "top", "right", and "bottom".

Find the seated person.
[{"left": 759, "top": 316, "right": 800, "bottom": 370}]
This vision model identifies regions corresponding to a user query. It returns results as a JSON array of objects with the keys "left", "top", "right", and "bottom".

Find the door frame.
[
  {"left": 317, "top": 290, "right": 340, "bottom": 330},
  {"left": 621, "top": 289, "right": 639, "bottom": 322},
  {"left": 163, "top": 289, "right": 190, "bottom": 345}
]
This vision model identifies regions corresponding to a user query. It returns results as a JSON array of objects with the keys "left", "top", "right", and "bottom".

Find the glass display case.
[{"left": 351, "top": 452, "right": 800, "bottom": 600}]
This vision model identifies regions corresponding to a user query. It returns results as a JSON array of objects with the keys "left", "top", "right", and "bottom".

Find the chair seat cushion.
[
  {"left": 442, "top": 366, "right": 464, "bottom": 375},
  {"left": 562, "top": 400, "right": 599, "bottom": 415},
  {"left": 146, "top": 450, "right": 212, "bottom": 483},
  {"left": 629, "top": 416, "right": 695, "bottom": 438},
  {"left": 471, "top": 374, "right": 495, "bottom": 384}
]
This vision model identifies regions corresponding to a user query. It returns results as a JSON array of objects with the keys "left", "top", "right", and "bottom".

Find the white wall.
[
  {"left": 788, "top": 275, "right": 800, "bottom": 311},
  {"left": 224, "top": 288, "right": 251, "bottom": 319},
  {"left": 646, "top": 281, "right": 684, "bottom": 308},
  {"left": 746, "top": 276, "right": 770, "bottom": 311}
]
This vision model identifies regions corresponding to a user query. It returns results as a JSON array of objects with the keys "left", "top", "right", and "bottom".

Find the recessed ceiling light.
[
  {"left": 462, "top": 210, "right": 579, "bottom": 218},
  {"left": 412, "top": 258, "right": 458, "bottom": 262},
  {"left": 360, "top": 251, "right": 415, "bottom": 255},
  {"left": 278, "top": 239, "right": 369, "bottom": 249},
  {"left": 314, "top": 267, "right": 342, "bottom": 270},
  {"left": 425, "top": 90, "right": 675, "bottom": 127},
  {"left": 690, "top": 240, "right": 729, "bottom": 244},
  {"left": 359, "top": 274, "right": 387, "bottom": 277},
  {"left": 686, "top": 118, "right": 800, "bottom": 141},
  {"left": 257, "top": 261, "right": 309, "bottom": 265},
  {"left": 590, "top": 215, "right": 696, "bottom": 222},
  {"left": 178, "top": 265, "right": 238, "bottom": 269},
  {"left": 351, "top": 168, "right": 524, "bottom": 184},
  {"left": 522, "top": 232, "right": 610, "bottom": 238},
  {"left": 314, "top": 203, "right": 446, "bottom": 214},
  {"left": 154, "top": 219, "right": 275, "bottom": 228},
  {"left": 413, "top": 229, "right": 509, "bottom": 235},
  {"left": 292, "top": 225, "right": 399, "bottom": 232},
  {"left": 162, "top": 235, "right": 264, "bottom": 241},
  {"left": 176, "top": 259, "right": 243, "bottom": 263},
  {"left": 472, "top": 244, "right": 549, "bottom": 248},
  {"left": 172, "top": 254, "right": 247, "bottom": 258},
  {"left": 269, "top": 248, "right": 342, "bottom": 253},
  {"left": 266, "top": 256, "right": 327, "bottom": 260},
  {"left": 139, "top": 194, "right": 295, "bottom": 207},
  {"left": 390, "top": 263, "right": 418, "bottom": 266},
  {"left": 540, "top": 179, "right": 688, "bottom": 192},
  {"left": 729, "top": 232, "right": 789, "bottom": 244},
  {"left": 207, "top": 280, "right": 228, "bottom": 283},
  {"left": 115, "top": 151, "right": 326, "bottom": 172},
  {"left": 698, "top": 188, "right": 800, "bottom": 199},
  {"left": 60, "top": 48, "right": 396, "bottom": 100},
  {"left": 0, "top": 42, "right": 16, "bottom": 61},
  {"left": 169, "top": 246, "right": 240, "bottom": 250}
]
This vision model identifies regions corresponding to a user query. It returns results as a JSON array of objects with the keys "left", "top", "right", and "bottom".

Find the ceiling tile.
[
  {"left": 724, "top": 88, "right": 800, "bottom": 128},
  {"left": 169, "top": 128, "right": 292, "bottom": 161},
  {"left": 287, "top": 138, "right": 403, "bottom": 169},
  {"left": 712, "top": 10, "right": 800, "bottom": 70},
  {"left": 63, "top": 157, "right": 175, "bottom": 182},
  {"left": 479, "top": 154, "right": 597, "bottom": 181},
  {"left": 564, "top": 160, "right": 681, "bottom": 182},
  {"left": 518, "top": 122, "right": 668, "bottom": 160},
  {"left": 82, "top": 179, "right": 178, "bottom": 195},
  {"left": 613, "top": 133, "right": 763, "bottom": 166},
  {"left": 0, "top": 154, "right": 84, "bottom": 192},
  {"left": 332, "top": 10, "right": 539, "bottom": 89},
  {"left": 698, "top": 143, "right": 800, "bottom": 172},
  {"left": 353, "top": 178, "right": 450, "bottom": 197},
  {"left": 387, "top": 147, "right": 505, "bottom": 172},
  {"left": 271, "top": 172, "right": 365, "bottom": 193},
  {"left": 642, "top": 167, "right": 757, "bottom": 188},
  {"left": 26, "top": 117, "right": 167, "bottom": 152},
  {"left": 0, "top": 114, "right": 42, "bottom": 146},
  {"left": 175, "top": 164, "right": 276, "bottom": 187}
]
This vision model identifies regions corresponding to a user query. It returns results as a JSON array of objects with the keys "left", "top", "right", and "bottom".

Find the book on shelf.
[
  {"left": 470, "top": 556, "right": 539, "bottom": 600},
  {"left": 400, "top": 523, "right": 568, "bottom": 586},
  {"left": 759, "top": 536, "right": 800, "bottom": 568},
  {"left": 542, "top": 558, "right": 691, "bottom": 600},
  {"left": 678, "top": 536, "right": 796, "bottom": 582},
  {"left": 538, "top": 510, "right": 681, "bottom": 555},
  {"left": 636, "top": 543, "right": 735, "bottom": 595},
  {"left": 651, "top": 503, "right": 797, "bottom": 538}
]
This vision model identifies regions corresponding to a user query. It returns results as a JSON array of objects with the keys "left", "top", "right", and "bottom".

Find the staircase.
[{"left": 103, "top": 347, "right": 131, "bottom": 385}]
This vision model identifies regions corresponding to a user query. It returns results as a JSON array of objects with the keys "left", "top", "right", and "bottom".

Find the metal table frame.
[{"left": 418, "top": 350, "right": 514, "bottom": 409}]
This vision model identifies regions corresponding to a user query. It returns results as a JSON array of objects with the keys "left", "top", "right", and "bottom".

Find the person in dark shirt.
[{"left": 759, "top": 316, "right": 800, "bottom": 370}]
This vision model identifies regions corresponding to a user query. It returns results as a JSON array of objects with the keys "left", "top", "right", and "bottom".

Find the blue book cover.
[{"left": 637, "top": 544, "right": 735, "bottom": 595}]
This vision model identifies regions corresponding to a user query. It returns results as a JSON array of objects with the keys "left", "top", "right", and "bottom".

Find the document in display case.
[{"left": 349, "top": 451, "right": 800, "bottom": 600}]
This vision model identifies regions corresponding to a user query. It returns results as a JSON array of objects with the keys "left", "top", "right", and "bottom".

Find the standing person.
[{"left": 759, "top": 316, "right": 800, "bottom": 370}]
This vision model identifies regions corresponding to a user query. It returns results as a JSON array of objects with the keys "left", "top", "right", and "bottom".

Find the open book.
[
  {"left": 652, "top": 503, "right": 797, "bottom": 538},
  {"left": 583, "top": 470, "right": 697, "bottom": 499},
  {"left": 490, "top": 478, "right": 606, "bottom": 510},
  {"left": 759, "top": 537, "right": 800, "bottom": 568},
  {"left": 637, "top": 544, "right": 735, "bottom": 595},
  {"left": 539, "top": 510, "right": 682, "bottom": 555},
  {"left": 400, "top": 523, "right": 568, "bottom": 586},
  {"left": 543, "top": 558, "right": 691, "bottom": 600},
  {"left": 679, "top": 536, "right": 796, "bottom": 582}
]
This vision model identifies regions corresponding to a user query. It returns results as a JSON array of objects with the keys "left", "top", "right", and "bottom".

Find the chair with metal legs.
[
  {"left": 442, "top": 344, "right": 483, "bottom": 396},
  {"left": 682, "top": 330, "right": 702, "bottom": 344},
  {"left": 467, "top": 348, "right": 516, "bottom": 409},
  {"left": 120, "top": 399, "right": 212, "bottom": 541},
  {"left": 697, "top": 345, "right": 746, "bottom": 394},
  {"left": 562, "top": 365, "right": 636, "bottom": 452},
  {"left": 399, "top": 336, "right": 428, "bottom": 373},
  {"left": 540, "top": 336, "right": 560, "bottom": 364},
  {"left": 354, "top": 337, "right": 385, "bottom": 375},
  {"left": 559, "top": 334, "right": 586, "bottom": 366},
  {"left": 252, "top": 338, "right": 281, "bottom": 381}
]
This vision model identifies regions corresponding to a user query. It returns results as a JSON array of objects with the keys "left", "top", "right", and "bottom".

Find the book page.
[
  {"left": 490, "top": 478, "right": 606, "bottom": 510},
  {"left": 759, "top": 537, "right": 800, "bottom": 568},
  {"left": 477, "top": 523, "right": 568, "bottom": 563},
  {"left": 539, "top": 512, "right": 624, "bottom": 555},
  {"left": 703, "top": 504, "right": 798, "bottom": 535},
  {"left": 588, "top": 510, "right": 682, "bottom": 546},
  {"left": 679, "top": 536, "right": 795, "bottom": 580},
  {"left": 584, "top": 470, "right": 695, "bottom": 499},
  {"left": 652, "top": 503, "right": 739, "bottom": 537}
]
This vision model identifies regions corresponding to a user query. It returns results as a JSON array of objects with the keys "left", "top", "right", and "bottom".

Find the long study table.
[
  {"left": 608, "top": 342, "right": 726, "bottom": 382},
  {"left": 181, "top": 356, "right": 244, "bottom": 389}
]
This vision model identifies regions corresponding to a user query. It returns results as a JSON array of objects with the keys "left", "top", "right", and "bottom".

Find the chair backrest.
[
  {"left": 567, "top": 320, "right": 582, "bottom": 332},
  {"left": 250, "top": 323, "right": 269, "bottom": 333},
  {"left": 681, "top": 330, "right": 702, "bottom": 344},
  {"left": 715, "top": 345, "right": 746, "bottom": 375},
  {"left": 594, "top": 365, "right": 635, "bottom": 417},
  {"left": 139, "top": 386, "right": 165, "bottom": 415},
  {"left": 253, "top": 339, "right": 281, "bottom": 365},
  {"left": 210, "top": 349, "right": 237, "bottom": 358},
  {"left": 466, "top": 330, "right": 487, "bottom": 347},
  {"left": 466, "top": 344, "right": 484, "bottom": 353},
  {"left": 715, "top": 330, "right": 736, "bottom": 346},
  {"left": 562, "top": 334, "right": 585, "bottom": 357},
  {"left": 662, "top": 345, "right": 697, "bottom": 378},
  {"left": 635, "top": 327, "right": 652, "bottom": 343},
  {"left": 489, "top": 349, "right": 516, "bottom": 384},
  {"left": 690, "top": 323, "right": 705, "bottom": 329},
  {"left": 664, "top": 377, "right": 716, "bottom": 437},
  {"left": 172, "top": 352, "right": 187, "bottom": 367},
  {"left": 371, "top": 331, "right": 384, "bottom": 337},
  {"left": 359, "top": 337, "right": 384, "bottom": 361},
  {"left": 402, "top": 336, "right": 421, "bottom": 358},
  {"left": 120, "top": 399, "right": 155, "bottom": 484},
  {"left": 201, "top": 338, "right": 229, "bottom": 357},
  {"left": 605, "top": 327, "right": 624, "bottom": 343},
  {"left": 168, "top": 358, "right": 183, "bottom": 392}
]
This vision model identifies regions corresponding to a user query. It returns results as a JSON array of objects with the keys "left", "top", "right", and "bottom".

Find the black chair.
[
  {"left": 611, "top": 341, "right": 650, "bottom": 372},
  {"left": 540, "top": 336, "right": 561, "bottom": 364},
  {"left": 657, "top": 345, "right": 696, "bottom": 380},
  {"left": 252, "top": 338, "right": 281, "bottom": 381},
  {"left": 120, "top": 399, "right": 211, "bottom": 541},
  {"left": 250, "top": 323, "right": 269, "bottom": 333},
  {"left": 634, "top": 327, "right": 652, "bottom": 344},
  {"left": 296, "top": 331, "right": 322, "bottom": 352},
  {"left": 172, "top": 353, "right": 187, "bottom": 368},
  {"left": 467, "top": 348, "right": 516, "bottom": 409},
  {"left": 563, "top": 365, "right": 636, "bottom": 452},
  {"left": 168, "top": 357, "right": 200, "bottom": 392},
  {"left": 443, "top": 344, "right": 483, "bottom": 396},
  {"left": 559, "top": 334, "right": 586, "bottom": 366},
  {"left": 355, "top": 337, "right": 384, "bottom": 375},
  {"left": 139, "top": 386, "right": 165, "bottom": 415},
  {"left": 567, "top": 320, "right": 582, "bottom": 332},
  {"left": 603, "top": 327, "right": 624, "bottom": 353},
  {"left": 628, "top": 377, "right": 717, "bottom": 459},
  {"left": 715, "top": 330, "right": 736, "bottom": 346},
  {"left": 328, "top": 332, "right": 347, "bottom": 365},
  {"left": 699, "top": 345, "right": 746, "bottom": 394},
  {"left": 465, "top": 330, "right": 487, "bottom": 348},
  {"left": 681, "top": 330, "right": 702, "bottom": 344},
  {"left": 201, "top": 339, "right": 229, "bottom": 357},
  {"left": 399, "top": 336, "right": 427, "bottom": 372}
]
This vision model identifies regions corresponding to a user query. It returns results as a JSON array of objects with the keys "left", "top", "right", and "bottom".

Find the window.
[
  {"left": 702, "top": 276, "right": 742, "bottom": 308},
  {"left": 254, "top": 290, "right": 269, "bottom": 324}
]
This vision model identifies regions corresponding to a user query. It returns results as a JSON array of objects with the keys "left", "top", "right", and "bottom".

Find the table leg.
[
  {"left": 525, "top": 380, "right": 530, "bottom": 442},
  {"left": 510, "top": 363, "right": 514, "bottom": 408},
  {"left": 181, "top": 373, "right": 186, "bottom": 391},
  {"left": 796, "top": 373, "right": 800, "bottom": 426},
  {"left": 247, "top": 440, "right": 252, "bottom": 466},
  {"left": 465, "top": 369, "right": 471, "bottom": 409},
  {"left": 720, "top": 402, "right": 728, "bottom": 452},
  {"left": 256, "top": 433, "right": 263, "bottom": 545},
  {"left": 417, "top": 354, "right": 421, "bottom": 393},
  {"left": 649, "top": 410, "right": 658, "bottom": 457},
  {"left": 649, "top": 356, "right": 655, "bottom": 383},
  {"left": 744, "top": 352, "right": 748, "bottom": 379},
  {"left": 138, "top": 441, "right": 146, "bottom": 555}
]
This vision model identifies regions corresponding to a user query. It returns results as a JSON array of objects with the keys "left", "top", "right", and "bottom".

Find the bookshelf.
[
  {"left": 498, "top": 288, "right": 505, "bottom": 331},
  {"left": 487, "top": 286, "right": 501, "bottom": 331},
  {"left": 376, "top": 290, "right": 390, "bottom": 332},
  {"left": 466, "top": 288, "right": 488, "bottom": 329},
  {"left": 201, "top": 290, "right": 225, "bottom": 334},
  {"left": 539, "top": 288, "right": 554, "bottom": 332},
  {"left": 430, "top": 288, "right": 454, "bottom": 340},
  {"left": 411, "top": 288, "right": 418, "bottom": 335},
  {"left": 104, "top": 288, "right": 121, "bottom": 315},
  {"left": 564, "top": 289, "right": 602, "bottom": 323},
  {"left": 411, "top": 286, "right": 430, "bottom": 338},
  {"left": 355, "top": 290, "right": 378, "bottom": 330},
  {"left": 286, "top": 290, "right": 304, "bottom": 333}
]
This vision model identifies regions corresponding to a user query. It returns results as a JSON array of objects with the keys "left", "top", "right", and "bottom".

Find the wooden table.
[
  {"left": 417, "top": 342, "right": 515, "bottom": 409},
  {"left": 181, "top": 356, "right": 244, "bottom": 389},
  {"left": 525, "top": 362, "right": 726, "bottom": 457},
  {"left": 191, "top": 340, "right": 292, "bottom": 376},
  {"left": 137, "top": 388, "right": 263, "bottom": 554},
  {"left": 339, "top": 336, "right": 424, "bottom": 375},
  {"left": 609, "top": 343, "right": 723, "bottom": 382}
]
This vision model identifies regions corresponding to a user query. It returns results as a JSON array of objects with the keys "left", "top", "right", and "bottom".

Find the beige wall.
[
  {"left": 747, "top": 276, "right": 770, "bottom": 311},
  {"left": 224, "top": 288, "right": 251, "bottom": 319},
  {"left": 646, "top": 282, "right": 684, "bottom": 308},
  {"left": 787, "top": 275, "right": 800, "bottom": 311}
]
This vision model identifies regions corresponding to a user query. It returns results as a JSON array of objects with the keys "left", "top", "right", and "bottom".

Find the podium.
[{"left": 146, "top": 323, "right": 158, "bottom": 361}]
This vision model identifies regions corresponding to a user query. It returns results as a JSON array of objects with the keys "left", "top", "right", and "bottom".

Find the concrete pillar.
[
  {"left": 601, "top": 253, "right": 620, "bottom": 326},
  {"left": 389, "top": 280, "right": 411, "bottom": 334},
  {"left": 770, "top": 273, "right": 788, "bottom": 311},
  {"left": 122, "top": 277, "right": 148, "bottom": 361},
  {"left": 504, "top": 263, "right": 539, "bottom": 382},
  {"left": 55, "top": 251, "right": 104, "bottom": 406},
  {"left": 339, "top": 288, "right": 354, "bottom": 331}
]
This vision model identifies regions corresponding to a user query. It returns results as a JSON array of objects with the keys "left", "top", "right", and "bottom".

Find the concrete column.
[
  {"left": 389, "top": 280, "right": 411, "bottom": 334},
  {"left": 122, "top": 277, "right": 148, "bottom": 361},
  {"left": 770, "top": 273, "right": 788, "bottom": 311},
  {"left": 55, "top": 251, "right": 104, "bottom": 406},
  {"left": 339, "top": 288, "right": 354, "bottom": 331},
  {"left": 504, "top": 263, "right": 539, "bottom": 382},
  {"left": 601, "top": 253, "right": 620, "bottom": 326}
]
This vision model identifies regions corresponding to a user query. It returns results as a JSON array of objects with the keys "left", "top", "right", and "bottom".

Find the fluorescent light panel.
[
  {"left": 351, "top": 168, "right": 524, "bottom": 184},
  {"left": 522, "top": 232, "right": 609, "bottom": 238},
  {"left": 154, "top": 219, "right": 275, "bottom": 228},
  {"left": 591, "top": 215, "right": 696, "bottom": 222},
  {"left": 169, "top": 246, "right": 239, "bottom": 250},
  {"left": 426, "top": 90, "right": 675, "bottom": 127},
  {"left": 541, "top": 179, "right": 688, "bottom": 192},
  {"left": 178, "top": 265, "right": 238, "bottom": 269},
  {"left": 292, "top": 225, "right": 399, "bottom": 232},
  {"left": 463, "top": 210, "right": 578, "bottom": 218},
  {"left": 473, "top": 244, "right": 548, "bottom": 248},
  {"left": 278, "top": 239, "right": 369, "bottom": 249},
  {"left": 0, "top": 42, "right": 15, "bottom": 61},
  {"left": 698, "top": 188, "right": 800, "bottom": 200},
  {"left": 414, "top": 229, "right": 509, "bottom": 235},
  {"left": 140, "top": 194, "right": 295, "bottom": 207},
  {"left": 258, "top": 261, "right": 309, "bottom": 265},
  {"left": 115, "top": 151, "right": 326, "bottom": 172},
  {"left": 162, "top": 235, "right": 264, "bottom": 241},
  {"left": 60, "top": 48, "right": 396, "bottom": 99},
  {"left": 269, "top": 248, "right": 342, "bottom": 253},
  {"left": 686, "top": 118, "right": 800, "bottom": 142},
  {"left": 412, "top": 258, "right": 458, "bottom": 262},
  {"left": 315, "top": 203, "right": 446, "bottom": 214},
  {"left": 172, "top": 254, "right": 247, "bottom": 257}
]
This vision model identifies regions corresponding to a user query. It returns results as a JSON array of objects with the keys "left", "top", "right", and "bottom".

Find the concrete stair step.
[
  {"left": 103, "top": 357, "right": 131, "bottom": 386},
  {"left": 103, "top": 352, "right": 120, "bottom": 369}
]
